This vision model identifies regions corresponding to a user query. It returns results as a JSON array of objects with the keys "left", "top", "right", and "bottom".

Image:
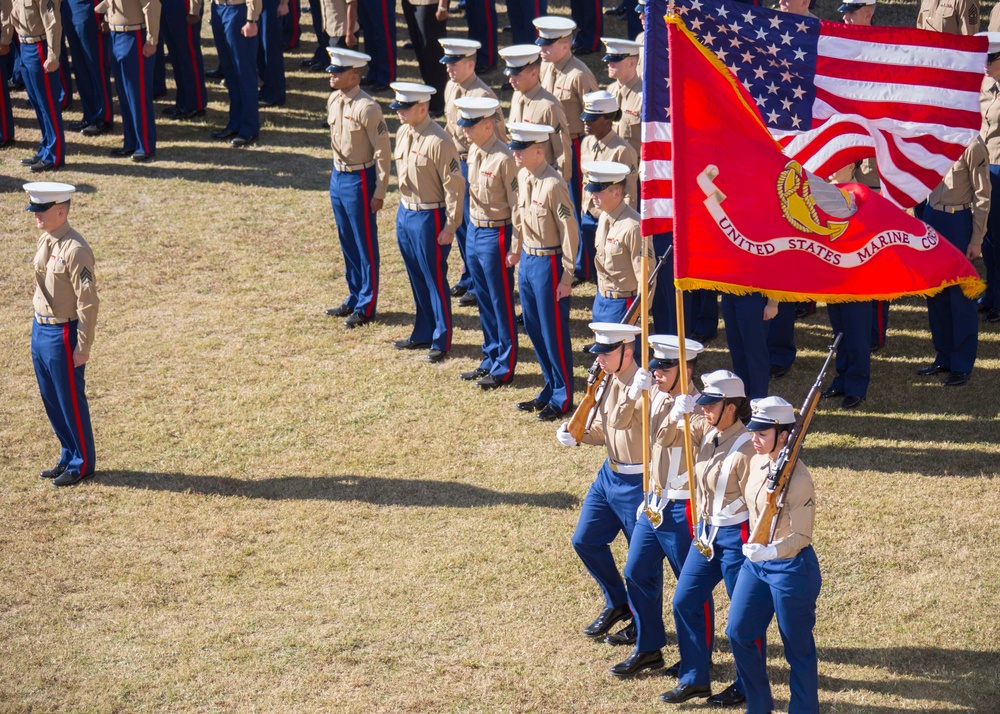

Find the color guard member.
[
  {"left": 510, "top": 121, "right": 578, "bottom": 421},
  {"left": 729, "top": 397, "right": 821, "bottom": 714},
  {"left": 556, "top": 323, "right": 652, "bottom": 643},
  {"left": 661, "top": 370, "right": 755, "bottom": 707},
  {"left": 614, "top": 337, "right": 714, "bottom": 681},
  {"left": 502, "top": 44, "right": 572, "bottom": 184},
  {"left": 441, "top": 37, "right": 505, "bottom": 305},
  {"left": 324, "top": 48, "right": 390, "bottom": 329},
  {"left": 456, "top": 96, "right": 520, "bottom": 389},
  {"left": 25, "top": 182, "right": 99, "bottom": 487},
  {"left": 579, "top": 91, "right": 638, "bottom": 286},
  {"left": 4, "top": 0, "right": 66, "bottom": 171},
  {"left": 96, "top": 0, "right": 160, "bottom": 161},
  {"left": 916, "top": 137, "right": 989, "bottom": 387},
  {"left": 917, "top": 0, "right": 979, "bottom": 34},
  {"left": 602, "top": 37, "right": 642, "bottom": 158},
  {"left": 391, "top": 82, "right": 465, "bottom": 363},
  {"left": 583, "top": 160, "right": 644, "bottom": 330}
]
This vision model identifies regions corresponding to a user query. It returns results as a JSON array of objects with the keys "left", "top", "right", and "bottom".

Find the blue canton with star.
[{"left": 643, "top": 0, "right": 820, "bottom": 132}]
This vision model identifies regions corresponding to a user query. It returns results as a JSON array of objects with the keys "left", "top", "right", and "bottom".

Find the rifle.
[
  {"left": 748, "top": 332, "right": 843, "bottom": 545},
  {"left": 565, "top": 247, "right": 672, "bottom": 443}
]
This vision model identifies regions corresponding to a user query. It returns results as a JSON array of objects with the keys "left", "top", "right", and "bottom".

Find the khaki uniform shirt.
[
  {"left": 980, "top": 78, "right": 1000, "bottom": 164},
  {"left": 744, "top": 456, "right": 815, "bottom": 559},
  {"left": 650, "top": 385, "right": 707, "bottom": 495},
  {"left": 540, "top": 53, "right": 598, "bottom": 139},
  {"left": 321, "top": 0, "right": 356, "bottom": 38},
  {"left": 467, "top": 135, "right": 519, "bottom": 226},
  {"left": 595, "top": 202, "right": 649, "bottom": 296},
  {"left": 916, "top": 0, "right": 980, "bottom": 34},
  {"left": 514, "top": 161, "right": 579, "bottom": 285},
  {"left": 581, "top": 361, "right": 645, "bottom": 464},
  {"left": 444, "top": 75, "right": 506, "bottom": 157},
  {"left": 96, "top": 0, "right": 160, "bottom": 41},
  {"left": 581, "top": 129, "right": 638, "bottom": 214},
  {"left": 610, "top": 76, "right": 642, "bottom": 158},
  {"left": 693, "top": 420, "right": 754, "bottom": 523},
  {"left": 394, "top": 114, "right": 465, "bottom": 233},
  {"left": 927, "top": 137, "right": 991, "bottom": 246},
  {"left": 990, "top": 0, "right": 1000, "bottom": 29},
  {"left": 636, "top": 30, "right": 644, "bottom": 80},
  {"left": 33, "top": 222, "right": 100, "bottom": 356},
  {"left": 327, "top": 85, "right": 391, "bottom": 201},
  {"left": 509, "top": 83, "right": 573, "bottom": 182},
  {"left": 7, "top": 0, "right": 61, "bottom": 48}
]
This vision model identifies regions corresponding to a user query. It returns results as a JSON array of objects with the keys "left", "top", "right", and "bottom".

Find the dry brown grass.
[{"left": 0, "top": 1, "right": 998, "bottom": 712}]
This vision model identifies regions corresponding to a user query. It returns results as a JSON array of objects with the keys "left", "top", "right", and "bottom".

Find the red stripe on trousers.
[
  {"left": 185, "top": 0, "right": 205, "bottom": 110},
  {"left": 483, "top": 0, "right": 494, "bottom": 61},
  {"left": 498, "top": 225, "right": 515, "bottom": 383},
  {"left": 0, "top": 76, "right": 9, "bottom": 138},
  {"left": 434, "top": 209, "right": 452, "bottom": 350},
  {"left": 136, "top": 29, "right": 151, "bottom": 152},
  {"left": 703, "top": 601, "right": 712, "bottom": 648},
  {"left": 360, "top": 169, "right": 377, "bottom": 317},
  {"left": 39, "top": 46, "right": 64, "bottom": 165},
  {"left": 591, "top": 0, "right": 601, "bottom": 50},
  {"left": 94, "top": 14, "right": 113, "bottom": 123},
  {"left": 741, "top": 521, "right": 750, "bottom": 543},
  {"left": 62, "top": 323, "right": 89, "bottom": 475},
  {"left": 380, "top": 0, "right": 395, "bottom": 81},
  {"left": 550, "top": 255, "right": 571, "bottom": 411}
]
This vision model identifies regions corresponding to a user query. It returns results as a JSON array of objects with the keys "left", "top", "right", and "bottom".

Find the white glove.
[
  {"left": 556, "top": 421, "right": 578, "bottom": 447},
  {"left": 742, "top": 543, "right": 778, "bottom": 562},
  {"left": 626, "top": 368, "right": 653, "bottom": 401},
  {"left": 669, "top": 394, "right": 696, "bottom": 422}
]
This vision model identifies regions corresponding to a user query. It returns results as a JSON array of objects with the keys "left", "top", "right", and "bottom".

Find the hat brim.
[
  {"left": 503, "top": 64, "right": 529, "bottom": 76},
  {"left": 746, "top": 417, "right": 781, "bottom": 432},
  {"left": 602, "top": 53, "right": 630, "bottom": 63},
  {"left": 837, "top": 3, "right": 862, "bottom": 10},
  {"left": 580, "top": 111, "right": 615, "bottom": 122},
  {"left": 440, "top": 54, "right": 470, "bottom": 64},
  {"left": 534, "top": 36, "right": 561, "bottom": 46},
  {"left": 390, "top": 100, "right": 418, "bottom": 110},
  {"left": 26, "top": 201, "right": 57, "bottom": 213},
  {"left": 508, "top": 139, "right": 540, "bottom": 150},
  {"left": 326, "top": 64, "right": 352, "bottom": 73},
  {"left": 634, "top": 3, "right": 643, "bottom": 11},
  {"left": 649, "top": 358, "right": 680, "bottom": 372},
  {"left": 696, "top": 393, "right": 724, "bottom": 406},
  {"left": 457, "top": 115, "right": 486, "bottom": 127},
  {"left": 585, "top": 180, "right": 611, "bottom": 193},
  {"left": 589, "top": 341, "right": 625, "bottom": 355}
]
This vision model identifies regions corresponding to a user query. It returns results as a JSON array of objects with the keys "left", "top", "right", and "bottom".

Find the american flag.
[{"left": 640, "top": 0, "right": 988, "bottom": 235}]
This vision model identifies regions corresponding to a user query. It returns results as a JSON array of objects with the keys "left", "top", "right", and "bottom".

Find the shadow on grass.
[{"left": 98, "top": 471, "right": 579, "bottom": 509}]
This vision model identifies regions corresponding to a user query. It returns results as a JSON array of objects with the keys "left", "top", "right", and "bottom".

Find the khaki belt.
[
  {"left": 401, "top": 200, "right": 446, "bottom": 211},
  {"left": 213, "top": 0, "right": 246, "bottom": 5},
  {"left": 35, "top": 314, "right": 71, "bottom": 325},
  {"left": 19, "top": 35, "right": 44, "bottom": 43},
  {"left": 523, "top": 246, "right": 561, "bottom": 256},
  {"left": 109, "top": 23, "right": 145, "bottom": 31},
  {"left": 608, "top": 460, "right": 643, "bottom": 475},
  {"left": 601, "top": 289, "right": 637, "bottom": 299},
  {"left": 334, "top": 159, "right": 375, "bottom": 173},
  {"left": 932, "top": 203, "right": 972, "bottom": 214},
  {"left": 459, "top": 153, "right": 468, "bottom": 162},
  {"left": 470, "top": 218, "right": 511, "bottom": 228}
]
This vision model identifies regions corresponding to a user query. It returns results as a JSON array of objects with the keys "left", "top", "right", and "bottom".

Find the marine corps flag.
[{"left": 667, "top": 14, "right": 985, "bottom": 302}]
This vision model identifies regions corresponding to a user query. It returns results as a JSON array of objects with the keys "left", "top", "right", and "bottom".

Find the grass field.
[{"left": 1, "top": 1, "right": 999, "bottom": 712}]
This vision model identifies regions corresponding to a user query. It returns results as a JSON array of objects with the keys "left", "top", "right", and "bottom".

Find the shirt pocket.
[{"left": 472, "top": 170, "right": 499, "bottom": 204}]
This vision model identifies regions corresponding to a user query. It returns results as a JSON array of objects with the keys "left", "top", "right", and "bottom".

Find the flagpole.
[
  {"left": 641, "top": 237, "right": 651, "bottom": 500},
  {"left": 674, "top": 286, "right": 698, "bottom": 530}
]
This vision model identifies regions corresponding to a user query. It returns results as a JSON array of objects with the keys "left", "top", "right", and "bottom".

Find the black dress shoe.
[
  {"left": 258, "top": 99, "right": 285, "bottom": 108},
  {"left": 369, "top": 83, "right": 390, "bottom": 92},
  {"left": 393, "top": 339, "right": 431, "bottom": 350},
  {"left": 40, "top": 465, "right": 66, "bottom": 479},
  {"left": 707, "top": 682, "right": 746, "bottom": 707},
  {"left": 583, "top": 603, "right": 631, "bottom": 638},
  {"left": 603, "top": 620, "right": 636, "bottom": 646},
  {"left": 131, "top": 151, "right": 154, "bottom": 163},
  {"left": 821, "top": 387, "right": 844, "bottom": 399},
  {"left": 427, "top": 349, "right": 447, "bottom": 363},
  {"left": 517, "top": 398, "right": 545, "bottom": 412},
  {"left": 450, "top": 284, "right": 468, "bottom": 297},
  {"left": 795, "top": 302, "right": 816, "bottom": 318},
  {"left": 109, "top": 146, "right": 133, "bottom": 157},
  {"left": 536, "top": 404, "right": 565, "bottom": 422},
  {"left": 345, "top": 312, "right": 370, "bottom": 329},
  {"left": 175, "top": 109, "right": 206, "bottom": 121},
  {"left": 689, "top": 331, "right": 716, "bottom": 344},
  {"left": 841, "top": 395, "right": 865, "bottom": 409},
  {"left": 29, "top": 160, "right": 56, "bottom": 172},
  {"left": 21, "top": 155, "right": 41, "bottom": 166},
  {"left": 769, "top": 364, "right": 789, "bottom": 379},
  {"left": 402, "top": 40, "right": 413, "bottom": 50},
  {"left": 458, "top": 293, "right": 478, "bottom": 308},
  {"left": 985, "top": 308, "right": 1000, "bottom": 323},
  {"left": 326, "top": 304, "right": 353, "bottom": 317},
  {"left": 944, "top": 371, "right": 970, "bottom": 387},
  {"left": 916, "top": 364, "right": 948, "bottom": 376},
  {"left": 476, "top": 375, "right": 508, "bottom": 390},
  {"left": 68, "top": 119, "right": 89, "bottom": 131},
  {"left": 460, "top": 367, "right": 489, "bottom": 381},
  {"left": 978, "top": 299, "right": 992, "bottom": 313},
  {"left": 299, "top": 58, "right": 316, "bottom": 68},
  {"left": 211, "top": 128, "right": 237, "bottom": 140},
  {"left": 361, "top": 76, "right": 375, "bottom": 86},
  {"left": 52, "top": 470, "right": 87, "bottom": 487},
  {"left": 231, "top": 134, "right": 259, "bottom": 147},
  {"left": 571, "top": 45, "right": 594, "bottom": 56},
  {"left": 610, "top": 649, "right": 664, "bottom": 678},
  {"left": 664, "top": 659, "right": 680, "bottom": 678},
  {"left": 206, "top": 66, "right": 224, "bottom": 77},
  {"left": 81, "top": 122, "right": 112, "bottom": 136},
  {"left": 659, "top": 683, "right": 712, "bottom": 703},
  {"left": 581, "top": 342, "right": 595, "bottom": 355}
]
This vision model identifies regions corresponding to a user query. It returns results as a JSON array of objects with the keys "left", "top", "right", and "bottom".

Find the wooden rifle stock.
[
  {"left": 748, "top": 332, "right": 843, "bottom": 545},
  {"left": 565, "top": 248, "right": 672, "bottom": 443}
]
